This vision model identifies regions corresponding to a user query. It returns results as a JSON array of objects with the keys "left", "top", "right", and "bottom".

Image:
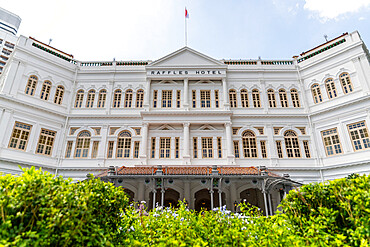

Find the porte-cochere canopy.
[{"left": 98, "top": 165, "right": 301, "bottom": 215}]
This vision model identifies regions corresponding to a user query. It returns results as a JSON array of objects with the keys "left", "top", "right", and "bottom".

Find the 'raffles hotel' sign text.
[{"left": 148, "top": 69, "right": 225, "bottom": 77}]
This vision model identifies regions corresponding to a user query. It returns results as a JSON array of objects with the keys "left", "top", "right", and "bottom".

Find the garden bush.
[
  {"left": 0, "top": 167, "right": 129, "bottom": 246},
  {"left": 0, "top": 168, "right": 369, "bottom": 246},
  {"left": 281, "top": 174, "right": 370, "bottom": 246}
]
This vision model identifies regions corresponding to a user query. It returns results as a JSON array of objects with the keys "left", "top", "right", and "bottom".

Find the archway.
[
  {"left": 240, "top": 188, "right": 264, "bottom": 213},
  {"left": 194, "top": 189, "right": 226, "bottom": 211},
  {"left": 149, "top": 188, "right": 180, "bottom": 209},
  {"left": 122, "top": 188, "right": 135, "bottom": 203}
]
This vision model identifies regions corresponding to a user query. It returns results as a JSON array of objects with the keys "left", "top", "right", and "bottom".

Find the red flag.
[{"left": 185, "top": 8, "right": 189, "bottom": 18}]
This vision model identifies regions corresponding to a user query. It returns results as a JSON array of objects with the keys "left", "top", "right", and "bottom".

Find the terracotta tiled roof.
[
  {"left": 117, "top": 166, "right": 157, "bottom": 175},
  {"left": 217, "top": 166, "right": 259, "bottom": 175},
  {"left": 96, "top": 166, "right": 280, "bottom": 177},
  {"left": 165, "top": 166, "right": 212, "bottom": 175}
]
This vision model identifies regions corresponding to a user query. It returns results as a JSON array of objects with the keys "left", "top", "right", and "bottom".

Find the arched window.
[
  {"left": 311, "top": 84, "right": 322, "bottom": 104},
  {"left": 242, "top": 130, "right": 257, "bottom": 158},
  {"left": 113, "top": 89, "right": 122, "bottom": 108},
  {"left": 40, "top": 81, "right": 52, "bottom": 100},
  {"left": 284, "top": 130, "right": 300, "bottom": 158},
  {"left": 252, "top": 89, "right": 261, "bottom": 107},
  {"left": 136, "top": 89, "right": 144, "bottom": 108},
  {"left": 86, "top": 89, "right": 95, "bottom": 108},
  {"left": 25, "top": 75, "right": 38, "bottom": 96},
  {"left": 229, "top": 89, "right": 237, "bottom": 108},
  {"left": 75, "top": 131, "right": 91, "bottom": 158},
  {"left": 267, "top": 89, "right": 276, "bottom": 108},
  {"left": 290, "top": 89, "right": 300, "bottom": 107},
  {"left": 75, "top": 90, "right": 84, "bottom": 108},
  {"left": 241, "top": 89, "right": 248, "bottom": 108},
  {"left": 339, "top": 73, "right": 353, "bottom": 94},
  {"left": 124, "top": 89, "right": 133, "bottom": 108},
  {"left": 117, "top": 130, "right": 131, "bottom": 158},
  {"left": 54, "top": 85, "right": 64, "bottom": 105},
  {"left": 97, "top": 89, "right": 107, "bottom": 108},
  {"left": 325, "top": 78, "right": 337, "bottom": 99},
  {"left": 279, "top": 89, "right": 288, "bottom": 107}
]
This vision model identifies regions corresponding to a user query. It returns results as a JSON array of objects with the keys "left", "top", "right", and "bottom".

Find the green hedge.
[
  {"left": 281, "top": 174, "right": 370, "bottom": 246},
  {"left": 0, "top": 168, "right": 369, "bottom": 246},
  {"left": 0, "top": 167, "right": 129, "bottom": 246}
]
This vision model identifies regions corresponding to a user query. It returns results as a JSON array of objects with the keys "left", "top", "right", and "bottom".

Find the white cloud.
[{"left": 304, "top": 0, "right": 370, "bottom": 20}]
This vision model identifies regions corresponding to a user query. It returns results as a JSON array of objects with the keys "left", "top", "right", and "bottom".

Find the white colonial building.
[{"left": 0, "top": 31, "right": 369, "bottom": 213}]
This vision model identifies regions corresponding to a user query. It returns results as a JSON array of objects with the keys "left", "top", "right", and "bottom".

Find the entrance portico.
[{"left": 99, "top": 165, "right": 300, "bottom": 215}]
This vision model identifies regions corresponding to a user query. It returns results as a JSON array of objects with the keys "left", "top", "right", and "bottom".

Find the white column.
[
  {"left": 97, "top": 125, "right": 108, "bottom": 158},
  {"left": 144, "top": 78, "right": 151, "bottom": 109},
  {"left": 260, "top": 80, "right": 268, "bottom": 113},
  {"left": 106, "top": 81, "right": 114, "bottom": 114},
  {"left": 139, "top": 123, "right": 149, "bottom": 159},
  {"left": 0, "top": 109, "right": 12, "bottom": 148},
  {"left": 352, "top": 56, "right": 370, "bottom": 93},
  {"left": 222, "top": 78, "right": 230, "bottom": 110},
  {"left": 225, "top": 122, "right": 234, "bottom": 158},
  {"left": 184, "top": 78, "right": 189, "bottom": 110},
  {"left": 266, "top": 124, "right": 276, "bottom": 158},
  {"left": 183, "top": 123, "right": 190, "bottom": 158}
]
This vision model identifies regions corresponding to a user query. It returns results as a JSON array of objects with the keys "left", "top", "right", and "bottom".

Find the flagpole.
[{"left": 185, "top": 8, "right": 188, "bottom": 46}]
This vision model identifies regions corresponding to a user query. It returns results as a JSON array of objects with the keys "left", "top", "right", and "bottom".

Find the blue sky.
[{"left": 1, "top": 0, "right": 370, "bottom": 61}]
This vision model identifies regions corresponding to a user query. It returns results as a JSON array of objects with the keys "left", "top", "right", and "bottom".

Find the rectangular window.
[
  {"left": 92, "top": 141, "right": 99, "bottom": 158},
  {"left": 175, "top": 137, "right": 179, "bottom": 158},
  {"left": 347, "top": 121, "right": 370, "bottom": 151},
  {"left": 133, "top": 128, "right": 141, "bottom": 135},
  {"left": 193, "top": 137, "right": 198, "bottom": 158},
  {"left": 303, "top": 140, "right": 311, "bottom": 158},
  {"left": 153, "top": 90, "right": 158, "bottom": 108},
  {"left": 232, "top": 128, "right": 240, "bottom": 135},
  {"left": 200, "top": 90, "right": 211, "bottom": 108},
  {"left": 202, "top": 137, "right": 213, "bottom": 158},
  {"left": 215, "top": 90, "right": 219, "bottom": 108},
  {"left": 241, "top": 90, "right": 248, "bottom": 108},
  {"left": 134, "top": 141, "right": 140, "bottom": 158},
  {"left": 177, "top": 90, "right": 181, "bottom": 108},
  {"left": 274, "top": 127, "right": 282, "bottom": 135},
  {"left": 107, "top": 141, "right": 114, "bottom": 158},
  {"left": 234, "top": 141, "right": 240, "bottom": 158},
  {"left": 160, "top": 137, "right": 171, "bottom": 158},
  {"left": 65, "top": 141, "right": 73, "bottom": 158},
  {"left": 252, "top": 90, "right": 261, "bottom": 108},
  {"left": 260, "top": 141, "right": 267, "bottom": 158},
  {"left": 9, "top": 122, "right": 32, "bottom": 151},
  {"left": 151, "top": 137, "right": 156, "bottom": 158},
  {"left": 297, "top": 127, "right": 306, "bottom": 135},
  {"left": 276, "top": 141, "right": 283, "bottom": 158},
  {"left": 192, "top": 90, "right": 196, "bottom": 108},
  {"left": 98, "top": 91, "right": 106, "bottom": 108},
  {"left": 321, "top": 128, "right": 342, "bottom": 156},
  {"left": 162, "top": 90, "right": 172, "bottom": 108},
  {"left": 217, "top": 137, "right": 222, "bottom": 158},
  {"left": 229, "top": 90, "right": 237, "bottom": 108},
  {"left": 36, "top": 128, "right": 56, "bottom": 156},
  {"left": 256, "top": 127, "right": 264, "bottom": 135}
]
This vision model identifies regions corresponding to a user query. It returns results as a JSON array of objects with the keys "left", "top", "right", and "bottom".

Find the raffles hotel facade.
[{"left": 0, "top": 31, "right": 370, "bottom": 212}]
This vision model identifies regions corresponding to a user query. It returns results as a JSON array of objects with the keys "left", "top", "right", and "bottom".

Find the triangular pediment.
[
  {"left": 157, "top": 124, "right": 175, "bottom": 130},
  {"left": 198, "top": 125, "right": 217, "bottom": 131},
  {"left": 148, "top": 47, "right": 226, "bottom": 68}
]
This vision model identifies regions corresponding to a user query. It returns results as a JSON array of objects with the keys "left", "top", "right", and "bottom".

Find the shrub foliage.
[
  {"left": 0, "top": 167, "right": 129, "bottom": 246},
  {"left": 0, "top": 168, "right": 369, "bottom": 246}
]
